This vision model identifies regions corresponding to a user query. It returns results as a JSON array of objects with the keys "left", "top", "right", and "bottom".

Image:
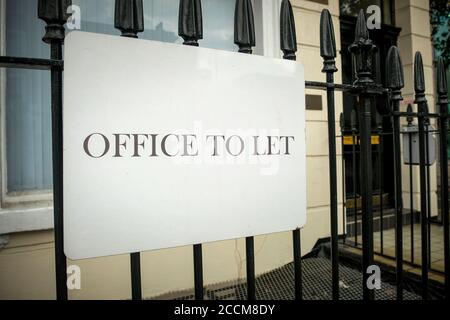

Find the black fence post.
[
  {"left": 179, "top": 0, "right": 204, "bottom": 301},
  {"left": 386, "top": 45, "right": 404, "bottom": 300},
  {"left": 234, "top": 0, "right": 256, "bottom": 300},
  {"left": 340, "top": 113, "right": 346, "bottom": 244},
  {"left": 349, "top": 10, "right": 376, "bottom": 301},
  {"left": 114, "top": 0, "right": 144, "bottom": 300},
  {"left": 413, "top": 51, "right": 429, "bottom": 300},
  {"left": 280, "top": 0, "right": 302, "bottom": 301},
  {"left": 319, "top": 8, "right": 339, "bottom": 300},
  {"left": 376, "top": 112, "right": 384, "bottom": 256},
  {"left": 38, "top": 0, "right": 72, "bottom": 301},
  {"left": 436, "top": 57, "right": 449, "bottom": 300},
  {"left": 351, "top": 109, "right": 358, "bottom": 247},
  {"left": 406, "top": 103, "right": 415, "bottom": 265}
]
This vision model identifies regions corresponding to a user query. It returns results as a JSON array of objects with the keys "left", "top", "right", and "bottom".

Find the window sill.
[{"left": 0, "top": 206, "right": 53, "bottom": 235}]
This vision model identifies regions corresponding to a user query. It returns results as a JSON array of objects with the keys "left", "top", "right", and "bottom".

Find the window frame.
[{"left": 0, "top": 0, "right": 54, "bottom": 209}]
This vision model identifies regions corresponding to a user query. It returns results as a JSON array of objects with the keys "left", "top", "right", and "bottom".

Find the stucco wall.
[{"left": 396, "top": 0, "right": 438, "bottom": 215}]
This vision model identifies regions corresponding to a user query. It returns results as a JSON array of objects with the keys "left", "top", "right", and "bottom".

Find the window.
[{"left": 0, "top": 0, "right": 277, "bottom": 214}]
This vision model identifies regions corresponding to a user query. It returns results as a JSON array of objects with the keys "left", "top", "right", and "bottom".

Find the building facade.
[{"left": 0, "top": 0, "right": 444, "bottom": 299}]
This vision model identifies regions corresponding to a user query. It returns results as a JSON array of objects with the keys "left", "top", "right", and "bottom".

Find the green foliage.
[{"left": 430, "top": 0, "right": 450, "bottom": 66}]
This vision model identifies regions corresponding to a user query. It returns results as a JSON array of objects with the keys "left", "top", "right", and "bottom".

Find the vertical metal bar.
[
  {"left": 246, "top": 236, "right": 256, "bottom": 300},
  {"left": 425, "top": 121, "right": 432, "bottom": 268},
  {"left": 50, "top": 40, "right": 67, "bottom": 301},
  {"left": 393, "top": 105, "right": 404, "bottom": 300},
  {"left": 38, "top": 0, "right": 72, "bottom": 300},
  {"left": 130, "top": 252, "right": 142, "bottom": 300},
  {"left": 359, "top": 95, "right": 375, "bottom": 300},
  {"left": 407, "top": 104, "right": 415, "bottom": 264},
  {"left": 386, "top": 46, "right": 405, "bottom": 300},
  {"left": 377, "top": 119, "right": 384, "bottom": 255},
  {"left": 414, "top": 52, "right": 429, "bottom": 300},
  {"left": 234, "top": 0, "right": 256, "bottom": 300},
  {"left": 114, "top": 0, "right": 144, "bottom": 300},
  {"left": 326, "top": 70, "right": 340, "bottom": 301},
  {"left": 349, "top": 10, "right": 376, "bottom": 300},
  {"left": 179, "top": 0, "right": 205, "bottom": 300},
  {"left": 320, "top": 9, "right": 339, "bottom": 300},
  {"left": 351, "top": 110, "right": 358, "bottom": 246},
  {"left": 280, "top": 0, "right": 302, "bottom": 300},
  {"left": 292, "top": 229, "right": 302, "bottom": 300},
  {"left": 193, "top": 244, "right": 204, "bottom": 300},
  {"left": 418, "top": 108, "right": 429, "bottom": 300},
  {"left": 342, "top": 140, "right": 346, "bottom": 245},
  {"left": 340, "top": 113, "right": 346, "bottom": 245},
  {"left": 353, "top": 132, "right": 358, "bottom": 246},
  {"left": 436, "top": 57, "right": 449, "bottom": 300},
  {"left": 409, "top": 134, "right": 414, "bottom": 264}
]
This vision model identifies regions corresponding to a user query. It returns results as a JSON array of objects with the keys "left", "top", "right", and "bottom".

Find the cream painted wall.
[
  {"left": 1, "top": 0, "right": 436, "bottom": 300},
  {"left": 396, "top": 0, "right": 438, "bottom": 215}
]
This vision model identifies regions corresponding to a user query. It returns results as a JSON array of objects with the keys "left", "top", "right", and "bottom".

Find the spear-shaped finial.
[
  {"left": 405, "top": 103, "right": 413, "bottom": 125},
  {"left": 386, "top": 46, "right": 404, "bottom": 102},
  {"left": 354, "top": 9, "right": 369, "bottom": 43},
  {"left": 414, "top": 52, "right": 427, "bottom": 104},
  {"left": 436, "top": 57, "right": 448, "bottom": 110},
  {"left": 38, "top": 0, "right": 72, "bottom": 43},
  {"left": 320, "top": 9, "right": 337, "bottom": 72},
  {"left": 280, "top": 0, "right": 297, "bottom": 60},
  {"left": 349, "top": 10, "right": 376, "bottom": 85},
  {"left": 178, "top": 0, "right": 203, "bottom": 46},
  {"left": 234, "top": 0, "right": 255, "bottom": 54},
  {"left": 114, "top": 0, "right": 144, "bottom": 38}
]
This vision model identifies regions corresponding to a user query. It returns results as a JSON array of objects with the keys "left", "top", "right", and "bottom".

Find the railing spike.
[
  {"left": 280, "top": 0, "right": 297, "bottom": 60},
  {"left": 114, "top": 0, "right": 144, "bottom": 38},
  {"left": 437, "top": 57, "right": 448, "bottom": 107},
  {"left": 38, "top": 0, "right": 72, "bottom": 43},
  {"left": 234, "top": 0, "right": 255, "bottom": 54},
  {"left": 339, "top": 112, "right": 344, "bottom": 130},
  {"left": 319, "top": 9, "right": 337, "bottom": 72},
  {"left": 386, "top": 46, "right": 404, "bottom": 91},
  {"left": 414, "top": 52, "right": 426, "bottom": 104},
  {"left": 386, "top": 46, "right": 404, "bottom": 116},
  {"left": 349, "top": 9, "right": 375, "bottom": 85},
  {"left": 178, "top": 0, "right": 203, "bottom": 46},
  {"left": 354, "top": 9, "right": 369, "bottom": 43},
  {"left": 406, "top": 103, "right": 414, "bottom": 125}
]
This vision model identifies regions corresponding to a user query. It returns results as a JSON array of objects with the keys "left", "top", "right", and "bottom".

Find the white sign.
[{"left": 64, "top": 31, "right": 306, "bottom": 260}]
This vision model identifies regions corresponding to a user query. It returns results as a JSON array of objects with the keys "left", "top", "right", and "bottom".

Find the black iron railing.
[{"left": 0, "top": 0, "right": 448, "bottom": 301}]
